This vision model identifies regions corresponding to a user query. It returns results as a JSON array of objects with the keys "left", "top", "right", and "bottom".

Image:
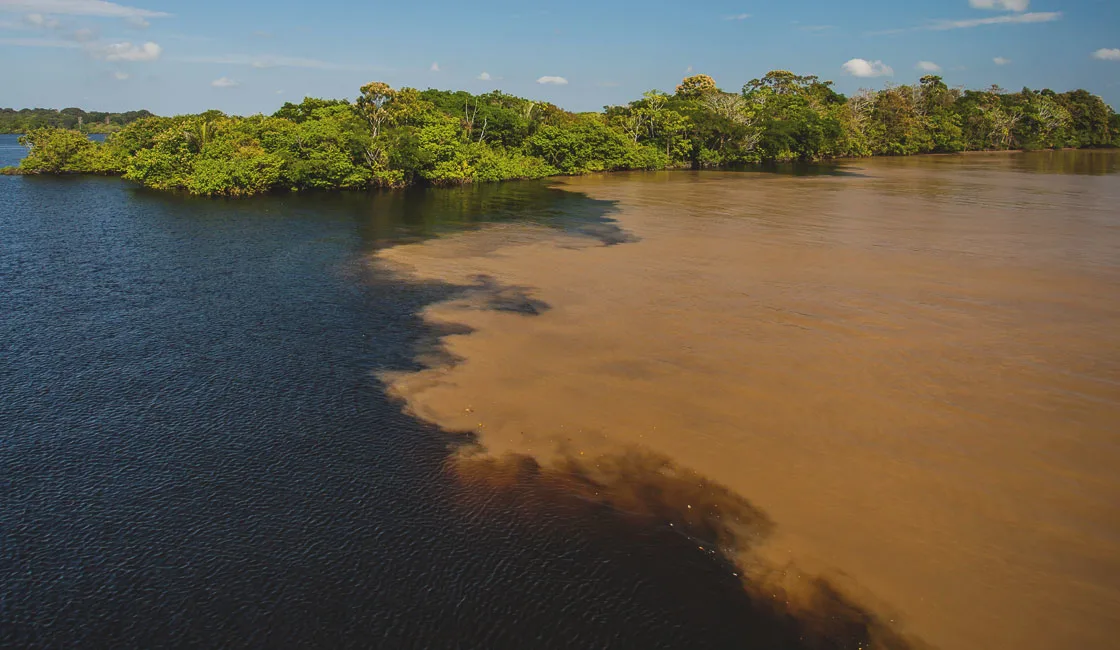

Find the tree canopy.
[{"left": 4, "top": 73, "right": 1116, "bottom": 196}]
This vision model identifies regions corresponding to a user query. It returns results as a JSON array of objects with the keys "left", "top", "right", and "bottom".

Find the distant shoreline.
[
  {"left": 5, "top": 75, "right": 1117, "bottom": 195},
  {"left": 4, "top": 145, "right": 1117, "bottom": 184}
]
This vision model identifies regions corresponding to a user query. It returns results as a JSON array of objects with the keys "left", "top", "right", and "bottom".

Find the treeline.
[
  {"left": 0, "top": 107, "right": 155, "bottom": 134},
  {"left": 4, "top": 72, "right": 1118, "bottom": 195}
]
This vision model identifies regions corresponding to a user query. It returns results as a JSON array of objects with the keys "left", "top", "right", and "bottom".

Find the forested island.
[
  {"left": 3, "top": 72, "right": 1118, "bottom": 196},
  {"left": 0, "top": 108, "right": 155, "bottom": 135}
]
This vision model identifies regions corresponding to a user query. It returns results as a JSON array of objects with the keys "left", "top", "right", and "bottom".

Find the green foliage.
[
  {"left": 272, "top": 97, "right": 350, "bottom": 123},
  {"left": 17, "top": 128, "right": 116, "bottom": 174},
  {"left": 1056, "top": 90, "right": 1114, "bottom": 147},
  {"left": 676, "top": 74, "right": 718, "bottom": 99},
  {"left": 10, "top": 73, "right": 1117, "bottom": 195},
  {"left": 525, "top": 116, "right": 641, "bottom": 174},
  {"left": 186, "top": 142, "right": 284, "bottom": 197}
]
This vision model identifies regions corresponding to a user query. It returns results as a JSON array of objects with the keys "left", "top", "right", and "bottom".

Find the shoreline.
[{"left": 4, "top": 145, "right": 1115, "bottom": 189}]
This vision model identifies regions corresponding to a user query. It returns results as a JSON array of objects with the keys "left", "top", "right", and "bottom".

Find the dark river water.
[
  {"left": 0, "top": 134, "right": 28, "bottom": 168},
  {"left": 1, "top": 134, "right": 877, "bottom": 649}
]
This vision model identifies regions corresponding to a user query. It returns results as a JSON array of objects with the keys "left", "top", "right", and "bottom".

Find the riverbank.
[{"left": 6, "top": 144, "right": 1117, "bottom": 187}]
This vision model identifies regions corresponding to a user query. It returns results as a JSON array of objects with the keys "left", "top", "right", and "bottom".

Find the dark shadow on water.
[
  {"left": 125, "top": 178, "right": 634, "bottom": 248},
  {"left": 465, "top": 274, "right": 551, "bottom": 315},
  {"left": 450, "top": 448, "right": 923, "bottom": 650}
]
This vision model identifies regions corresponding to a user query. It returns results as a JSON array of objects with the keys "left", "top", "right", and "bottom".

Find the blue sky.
[{"left": 1, "top": 0, "right": 1118, "bottom": 114}]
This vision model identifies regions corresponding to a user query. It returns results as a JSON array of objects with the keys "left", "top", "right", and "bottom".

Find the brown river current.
[{"left": 377, "top": 151, "right": 1120, "bottom": 650}]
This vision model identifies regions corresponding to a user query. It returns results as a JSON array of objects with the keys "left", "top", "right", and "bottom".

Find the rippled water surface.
[
  {"left": 2, "top": 167, "right": 857, "bottom": 648},
  {"left": 0, "top": 134, "right": 27, "bottom": 168},
  {"left": 3, "top": 148, "right": 1119, "bottom": 650}
]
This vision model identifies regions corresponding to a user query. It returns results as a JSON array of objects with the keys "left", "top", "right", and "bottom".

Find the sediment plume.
[{"left": 376, "top": 161, "right": 1120, "bottom": 650}]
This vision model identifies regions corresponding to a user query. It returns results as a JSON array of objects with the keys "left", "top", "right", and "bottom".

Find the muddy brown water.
[{"left": 379, "top": 151, "right": 1120, "bottom": 650}]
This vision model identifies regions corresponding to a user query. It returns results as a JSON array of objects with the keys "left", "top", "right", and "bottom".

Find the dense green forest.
[
  {"left": 4, "top": 72, "right": 1118, "bottom": 195},
  {"left": 0, "top": 107, "right": 155, "bottom": 134}
]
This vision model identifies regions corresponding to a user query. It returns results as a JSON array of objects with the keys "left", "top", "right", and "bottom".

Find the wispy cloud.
[
  {"left": 125, "top": 14, "right": 148, "bottom": 28},
  {"left": 723, "top": 13, "right": 750, "bottom": 21},
  {"left": 429, "top": 61, "right": 439, "bottom": 72},
  {"left": 930, "top": 11, "right": 1060, "bottom": 30},
  {"left": 0, "top": 0, "right": 170, "bottom": 18},
  {"left": 842, "top": 58, "right": 893, "bottom": 78},
  {"left": 113, "top": 70, "right": 128, "bottom": 79},
  {"left": 993, "top": 56, "right": 1011, "bottom": 65},
  {"left": 477, "top": 71, "right": 491, "bottom": 80},
  {"left": 178, "top": 53, "right": 380, "bottom": 71},
  {"left": 537, "top": 75, "right": 568, "bottom": 85},
  {"left": 869, "top": 10, "right": 1060, "bottom": 35},
  {"left": 1092, "top": 48, "right": 1120, "bottom": 61},
  {"left": 92, "top": 40, "right": 160, "bottom": 61},
  {"left": 916, "top": 61, "right": 942, "bottom": 72},
  {"left": 211, "top": 76, "right": 239, "bottom": 88},
  {"left": 969, "top": 0, "right": 1029, "bottom": 11},
  {"left": 23, "top": 12, "right": 59, "bottom": 28},
  {"left": 1, "top": 15, "right": 161, "bottom": 61}
]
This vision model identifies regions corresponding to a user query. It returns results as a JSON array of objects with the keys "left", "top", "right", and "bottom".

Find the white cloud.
[
  {"left": 969, "top": 0, "right": 1029, "bottom": 11},
  {"left": 211, "top": 76, "right": 238, "bottom": 88},
  {"left": 93, "top": 40, "right": 160, "bottom": 61},
  {"left": 1092, "top": 48, "right": 1120, "bottom": 61},
  {"left": 430, "top": 61, "right": 439, "bottom": 71},
  {"left": 842, "top": 58, "right": 894, "bottom": 78},
  {"left": 125, "top": 14, "right": 148, "bottom": 28},
  {"left": 113, "top": 70, "right": 128, "bottom": 79},
  {"left": 477, "top": 71, "right": 491, "bottom": 80},
  {"left": 537, "top": 75, "right": 568, "bottom": 85},
  {"left": 930, "top": 11, "right": 1060, "bottom": 30},
  {"left": 178, "top": 53, "right": 378, "bottom": 71},
  {"left": 993, "top": 56, "right": 1011, "bottom": 65},
  {"left": 916, "top": 61, "right": 942, "bottom": 72},
  {"left": 23, "top": 13, "right": 59, "bottom": 28},
  {"left": 723, "top": 13, "right": 750, "bottom": 21},
  {"left": 0, "top": 0, "right": 169, "bottom": 18}
]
